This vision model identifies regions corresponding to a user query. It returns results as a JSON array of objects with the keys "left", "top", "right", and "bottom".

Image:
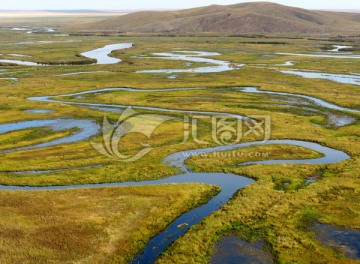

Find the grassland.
[
  {"left": 0, "top": 184, "right": 218, "bottom": 263},
  {"left": 0, "top": 29, "right": 359, "bottom": 263}
]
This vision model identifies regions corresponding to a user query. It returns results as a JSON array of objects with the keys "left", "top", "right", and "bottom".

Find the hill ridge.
[{"left": 70, "top": 2, "right": 360, "bottom": 33}]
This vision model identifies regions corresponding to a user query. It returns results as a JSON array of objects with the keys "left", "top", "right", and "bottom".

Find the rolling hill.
[{"left": 70, "top": 2, "right": 360, "bottom": 34}]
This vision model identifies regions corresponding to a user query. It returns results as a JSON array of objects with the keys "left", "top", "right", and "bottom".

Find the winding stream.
[
  {"left": 277, "top": 52, "right": 360, "bottom": 59},
  {"left": 330, "top": 45, "right": 353, "bottom": 52},
  {"left": 81, "top": 43, "right": 133, "bottom": 64},
  {"left": 0, "top": 59, "right": 41, "bottom": 66},
  {"left": 24, "top": 109, "right": 55, "bottom": 114},
  {"left": 0, "top": 83, "right": 356, "bottom": 263},
  {"left": 0, "top": 43, "right": 133, "bottom": 66},
  {"left": 0, "top": 137, "right": 350, "bottom": 264},
  {"left": 0, "top": 41, "right": 358, "bottom": 262},
  {"left": 237, "top": 87, "right": 360, "bottom": 114},
  {"left": 277, "top": 61, "right": 294, "bottom": 66},
  {"left": 54, "top": 71, "right": 110, "bottom": 77},
  {"left": 27, "top": 87, "right": 250, "bottom": 120},
  {"left": 0, "top": 119, "right": 100, "bottom": 153},
  {"left": 0, "top": 77, "right": 19, "bottom": 84},
  {"left": 280, "top": 70, "right": 360, "bottom": 86},
  {"left": 136, "top": 51, "right": 242, "bottom": 74}
]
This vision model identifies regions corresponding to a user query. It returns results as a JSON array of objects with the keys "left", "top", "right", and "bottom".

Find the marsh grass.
[
  {"left": 0, "top": 31, "right": 359, "bottom": 263},
  {"left": 0, "top": 127, "right": 76, "bottom": 151},
  {"left": 0, "top": 184, "right": 218, "bottom": 264}
]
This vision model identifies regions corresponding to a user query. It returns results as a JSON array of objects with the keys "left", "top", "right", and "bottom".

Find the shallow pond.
[
  {"left": 210, "top": 237, "right": 274, "bottom": 264},
  {"left": 312, "top": 222, "right": 360, "bottom": 259}
]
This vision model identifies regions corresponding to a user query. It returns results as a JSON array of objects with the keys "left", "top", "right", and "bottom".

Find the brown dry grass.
[
  {"left": 0, "top": 184, "right": 217, "bottom": 263},
  {"left": 71, "top": 2, "right": 360, "bottom": 34}
]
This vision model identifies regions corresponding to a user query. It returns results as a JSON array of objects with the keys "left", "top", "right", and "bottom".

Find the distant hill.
[
  {"left": 70, "top": 2, "right": 360, "bottom": 34},
  {"left": 321, "top": 9, "right": 360, "bottom": 13},
  {"left": 45, "top": 10, "right": 109, "bottom": 14}
]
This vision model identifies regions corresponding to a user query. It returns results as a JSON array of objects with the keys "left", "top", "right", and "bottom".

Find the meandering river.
[
  {"left": 136, "top": 51, "right": 242, "bottom": 74},
  {"left": 80, "top": 43, "right": 133, "bottom": 64},
  {"left": 0, "top": 43, "right": 133, "bottom": 66},
  {"left": 0, "top": 84, "right": 355, "bottom": 263},
  {"left": 0, "top": 44, "right": 358, "bottom": 263},
  {"left": 279, "top": 70, "right": 360, "bottom": 86}
]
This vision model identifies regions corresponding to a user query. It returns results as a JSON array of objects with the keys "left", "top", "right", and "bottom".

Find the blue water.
[
  {"left": 0, "top": 59, "right": 40, "bottom": 66},
  {"left": 0, "top": 84, "right": 356, "bottom": 263},
  {"left": 0, "top": 139, "right": 350, "bottom": 264},
  {"left": 0, "top": 43, "right": 133, "bottom": 66},
  {"left": 280, "top": 70, "right": 360, "bottom": 86},
  {"left": 136, "top": 51, "right": 242, "bottom": 74},
  {"left": 28, "top": 87, "right": 250, "bottom": 120},
  {"left": 81, "top": 43, "right": 133, "bottom": 64},
  {"left": 313, "top": 222, "right": 360, "bottom": 259},
  {"left": 277, "top": 52, "right": 360, "bottom": 59},
  {"left": 24, "top": 109, "right": 55, "bottom": 114},
  {"left": 0, "top": 119, "right": 99, "bottom": 153},
  {"left": 238, "top": 87, "right": 360, "bottom": 113}
]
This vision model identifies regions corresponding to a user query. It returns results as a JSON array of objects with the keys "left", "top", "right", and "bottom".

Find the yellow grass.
[{"left": 0, "top": 184, "right": 218, "bottom": 264}]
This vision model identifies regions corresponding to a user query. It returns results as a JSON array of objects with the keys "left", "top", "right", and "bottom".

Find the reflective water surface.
[
  {"left": 81, "top": 43, "right": 133, "bottom": 64},
  {"left": 280, "top": 70, "right": 360, "bottom": 86},
  {"left": 137, "top": 51, "right": 242, "bottom": 74}
]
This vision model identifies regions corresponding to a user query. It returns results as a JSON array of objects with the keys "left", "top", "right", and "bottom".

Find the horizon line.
[{"left": 1, "top": 8, "right": 360, "bottom": 11}]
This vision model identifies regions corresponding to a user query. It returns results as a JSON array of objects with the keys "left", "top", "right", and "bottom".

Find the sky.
[{"left": 1, "top": 0, "right": 360, "bottom": 11}]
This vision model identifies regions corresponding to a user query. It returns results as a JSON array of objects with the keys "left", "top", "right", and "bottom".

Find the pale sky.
[{"left": 1, "top": 0, "right": 359, "bottom": 11}]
